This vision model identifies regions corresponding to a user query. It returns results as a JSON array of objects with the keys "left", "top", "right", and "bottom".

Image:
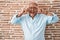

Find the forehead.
[{"left": 28, "top": 2, "right": 38, "bottom": 7}]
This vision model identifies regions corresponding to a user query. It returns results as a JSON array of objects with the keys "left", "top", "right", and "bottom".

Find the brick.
[{"left": 0, "top": 0, "right": 60, "bottom": 40}]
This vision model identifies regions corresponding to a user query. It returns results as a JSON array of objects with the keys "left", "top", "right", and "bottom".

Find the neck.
[{"left": 29, "top": 13, "right": 37, "bottom": 19}]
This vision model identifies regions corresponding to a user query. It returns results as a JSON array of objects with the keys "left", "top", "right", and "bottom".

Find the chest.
[
  {"left": 25, "top": 15, "right": 46, "bottom": 26},
  {"left": 21, "top": 14, "right": 47, "bottom": 32}
]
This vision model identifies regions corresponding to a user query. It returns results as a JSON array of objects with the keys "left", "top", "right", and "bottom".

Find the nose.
[{"left": 31, "top": 9, "right": 33, "bottom": 11}]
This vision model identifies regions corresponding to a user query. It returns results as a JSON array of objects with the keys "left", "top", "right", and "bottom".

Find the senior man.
[{"left": 10, "top": 2, "right": 59, "bottom": 40}]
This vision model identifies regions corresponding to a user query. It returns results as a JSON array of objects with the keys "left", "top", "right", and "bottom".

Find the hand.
[
  {"left": 38, "top": 8, "right": 48, "bottom": 15},
  {"left": 17, "top": 5, "right": 29, "bottom": 17},
  {"left": 16, "top": 9, "right": 24, "bottom": 17},
  {"left": 41, "top": 8, "right": 49, "bottom": 15},
  {"left": 38, "top": 8, "right": 42, "bottom": 14},
  {"left": 41, "top": 8, "right": 53, "bottom": 16}
]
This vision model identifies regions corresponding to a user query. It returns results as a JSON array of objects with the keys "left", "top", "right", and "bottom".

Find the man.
[{"left": 10, "top": 2, "right": 59, "bottom": 40}]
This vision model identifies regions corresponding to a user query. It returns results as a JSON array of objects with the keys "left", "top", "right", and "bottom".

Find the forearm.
[
  {"left": 46, "top": 12, "right": 59, "bottom": 24},
  {"left": 10, "top": 14, "right": 20, "bottom": 24}
]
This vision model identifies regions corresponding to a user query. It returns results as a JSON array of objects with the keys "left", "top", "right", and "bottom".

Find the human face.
[{"left": 28, "top": 3, "right": 38, "bottom": 14}]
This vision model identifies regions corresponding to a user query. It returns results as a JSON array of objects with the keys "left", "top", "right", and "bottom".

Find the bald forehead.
[
  {"left": 29, "top": 2, "right": 38, "bottom": 6},
  {"left": 28, "top": 2, "right": 38, "bottom": 7}
]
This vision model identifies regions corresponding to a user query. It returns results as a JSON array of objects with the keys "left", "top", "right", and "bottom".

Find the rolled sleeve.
[{"left": 46, "top": 13, "right": 59, "bottom": 24}]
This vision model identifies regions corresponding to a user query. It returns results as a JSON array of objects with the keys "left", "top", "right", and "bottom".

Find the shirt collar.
[{"left": 27, "top": 13, "right": 39, "bottom": 19}]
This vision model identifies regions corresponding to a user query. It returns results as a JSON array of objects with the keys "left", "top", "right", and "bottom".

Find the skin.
[
  {"left": 17, "top": 2, "right": 53, "bottom": 19},
  {"left": 27, "top": 2, "right": 38, "bottom": 19},
  {"left": 16, "top": 2, "right": 38, "bottom": 19}
]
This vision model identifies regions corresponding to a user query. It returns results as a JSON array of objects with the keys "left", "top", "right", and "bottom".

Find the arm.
[
  {"left": 46, "top": 12, "right": 59, "bottom": 24},
  {"left": 10, "top": 7, "right": 28, "bottom": 25},
  {"left": 10, "top": 13, "right": 23, "bottom": 25}
]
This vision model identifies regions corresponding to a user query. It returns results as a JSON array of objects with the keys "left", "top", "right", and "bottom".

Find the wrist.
[{"left": 16, "top": 15, "right": 20, "bottom": 17}]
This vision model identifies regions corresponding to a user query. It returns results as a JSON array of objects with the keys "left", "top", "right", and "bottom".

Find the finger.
[
  {"left": 22, "top": 5, "right": 29, "bottom": 14},
  {"left": 38, "top": 8, "right": 42, "bottom": 14}
]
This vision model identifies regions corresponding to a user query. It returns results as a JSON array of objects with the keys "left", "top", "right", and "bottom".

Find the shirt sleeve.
[
  {"left": 46, "top": 13, "right": 59, "bottom": 24},
  {"left": 10, "top": 14, "right": 24, "bottom": 25}
]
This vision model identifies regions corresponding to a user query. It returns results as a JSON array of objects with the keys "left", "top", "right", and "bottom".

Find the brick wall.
[{"left": 0, "top": 0, "right": 60, "bottom": 40}]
